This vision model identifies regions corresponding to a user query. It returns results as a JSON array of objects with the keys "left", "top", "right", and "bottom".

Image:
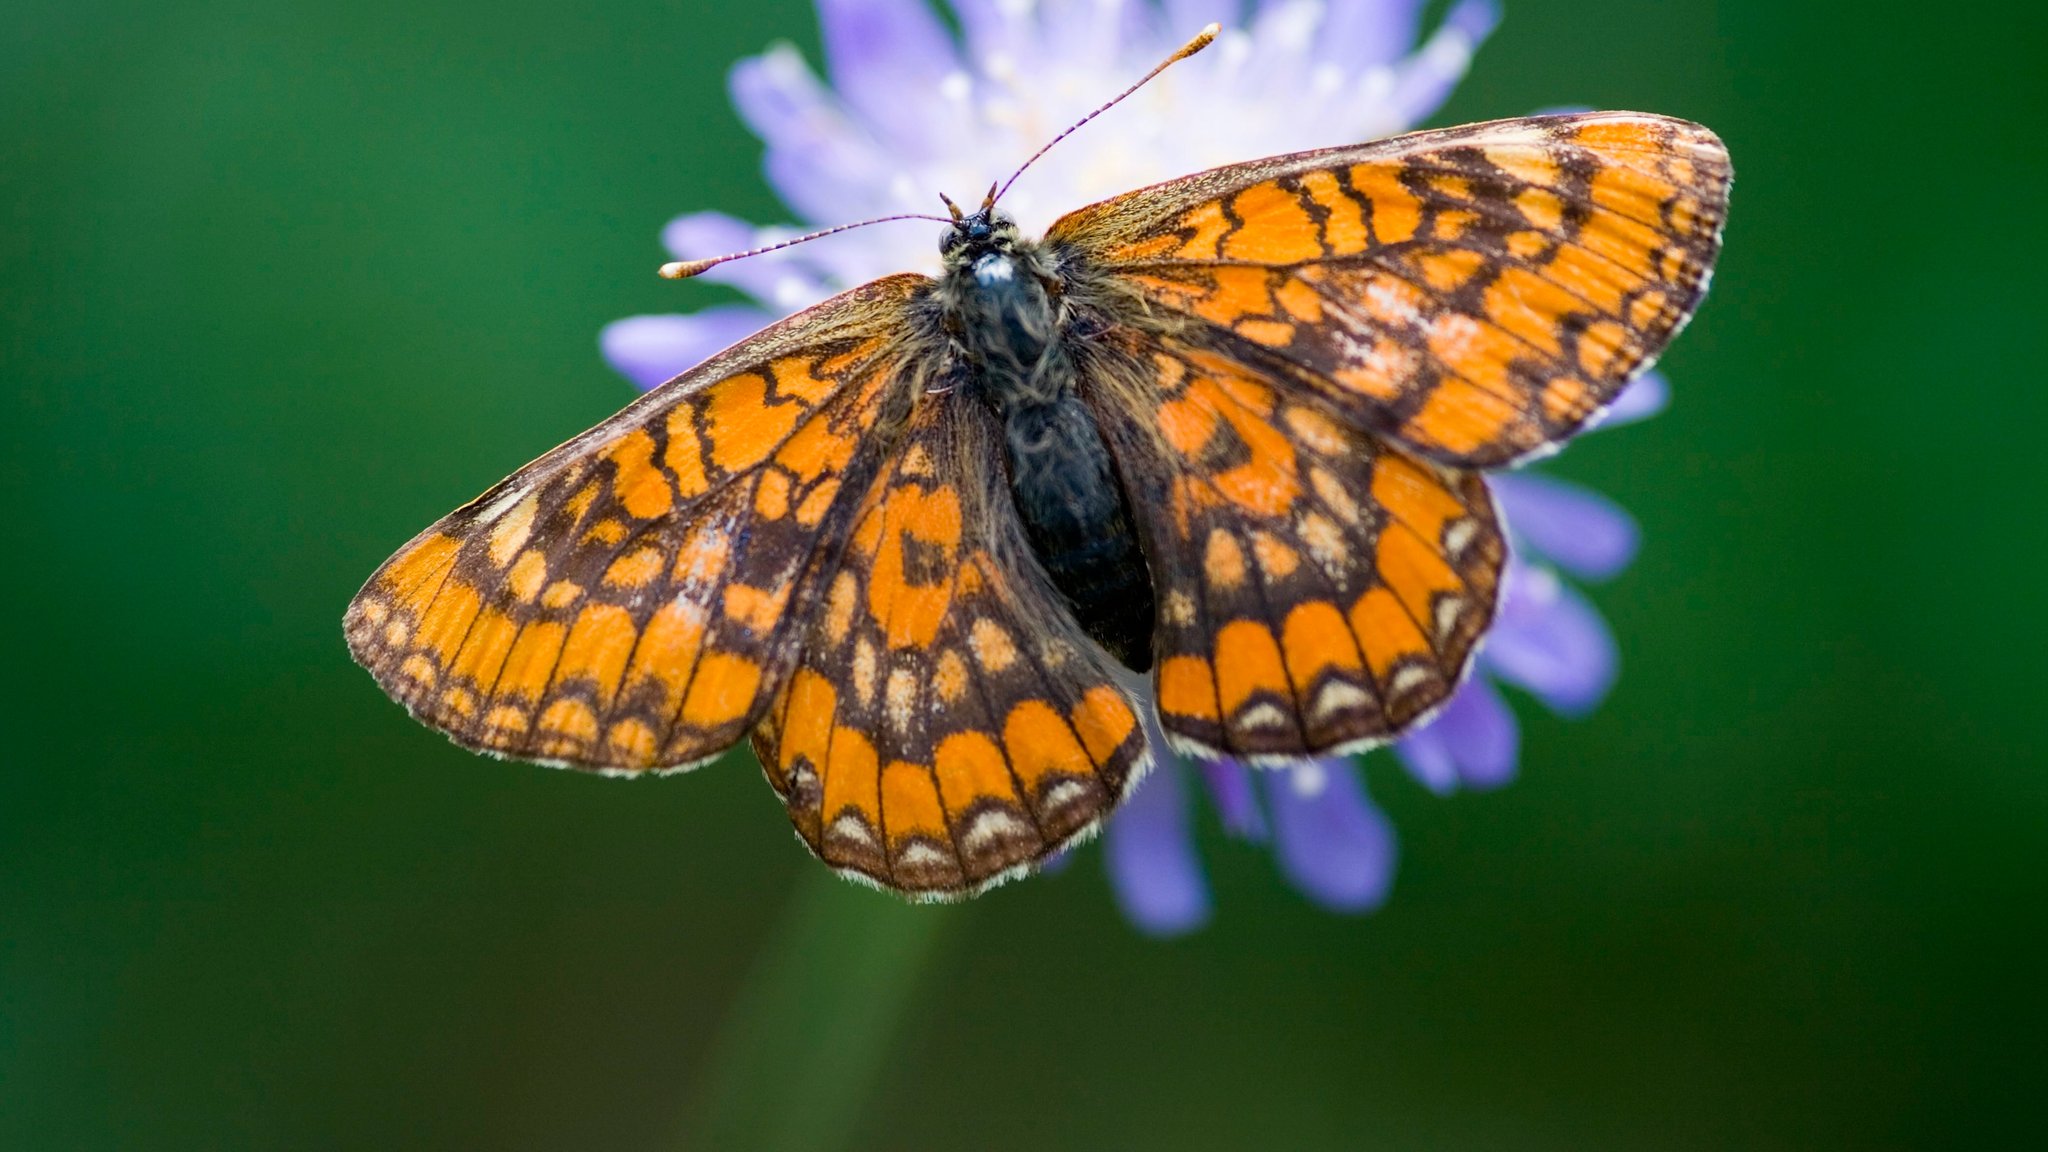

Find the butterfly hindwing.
[
  {"left": 751, "top": 394, "right": 1150, "bottom": 898},
  {"left": 1083, "top": 336, "right": 1504, "bottom": 759},
  {"left": 344, "top": 275, "right": 926, "bottom": 772},
  {"left": 1052, "top": 112, "right": 1730, "bottom": 467}
]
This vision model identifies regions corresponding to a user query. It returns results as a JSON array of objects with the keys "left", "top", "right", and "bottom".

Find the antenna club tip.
[
  {"left": 659, "top": 259, "right": 715, "bottom": 280},
  {"left": 1171, "top": 22, "right": 1212, "bottom": 60}
]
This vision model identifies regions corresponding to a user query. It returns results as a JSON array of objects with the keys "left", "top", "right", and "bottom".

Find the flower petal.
[
  {"left": 1198, "top": 757, "right": 1267, "bottom": 840},
  {"left": 1394, "top": 722, "right": 1460, "bottom": 795},
  {"left": 599, "top": 307, "right": 771, "bottom": 391},
  {"left": 1035, "top": 0, "right": 1140, "bottom": 77},
  {"left": 730, "top": 47, "right": 894, "bottom": 223},
  {"left": 1492, "top": 472, "right": 1640, "bottom": 581},
  {"left": 1485, "top": 565, "right": 1620, "bottom": 717},
  {"left": 1311, "top": 0, "right": 1424, "bottom": 67},
  {"left": 1103, "top": 763, "right": 1211, "bottom": 936},
  {"left": 1405, "top": 676, "right": 1520, "bottom": 791},
  {"left": 1600, "top": 369, "right": 1670, "bottom": 428},
  {"left": 1263, "top": 760, "right": 1397, "bottom": 913},
  {"left": 816, "top": 0, "right": 962, "bottom": 152},
  {"left": 1389, "top": 0, "right": 1499, "bottom": 124},
  {"left": 951, "top": 0, "right": 1024, "bottom": 63},
  {"left": 1237, "top": 1, "right": 1327, "bottom": 101}
]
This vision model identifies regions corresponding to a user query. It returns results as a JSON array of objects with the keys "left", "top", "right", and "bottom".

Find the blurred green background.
[{"left": 6, "top": 0, "right": 2045, "bottom": 1147}]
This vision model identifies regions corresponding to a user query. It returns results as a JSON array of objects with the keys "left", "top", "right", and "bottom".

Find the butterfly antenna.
[
  {"left": 990, "top": 22, "right": 1221, "bottom": 207},
  {"left": 658, "top": 213, "right": 954, "bottom": 280}
]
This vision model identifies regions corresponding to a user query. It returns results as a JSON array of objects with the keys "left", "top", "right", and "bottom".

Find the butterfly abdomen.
[
  {"left": 939, "top": 229, "right": 1156, "bottom": 670},
  {"left": 1001, "top": 394, "right": 1155, "bottom": 671}
]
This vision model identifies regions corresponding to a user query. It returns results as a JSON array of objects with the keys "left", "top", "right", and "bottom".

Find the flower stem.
[{"left": 678, "top": 869, "right": 959, "bottom": 1150}]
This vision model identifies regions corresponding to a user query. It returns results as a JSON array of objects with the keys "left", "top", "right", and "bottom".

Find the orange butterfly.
[{"left": 344, "top": 27, "right": 1730, "bottom": 899}]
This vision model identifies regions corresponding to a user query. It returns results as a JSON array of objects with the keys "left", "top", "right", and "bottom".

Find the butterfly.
[{"left": 344, "top": 27, "right": 1730, "bottom": 900}]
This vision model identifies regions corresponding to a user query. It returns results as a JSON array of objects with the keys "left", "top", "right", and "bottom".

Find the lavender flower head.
[{"left": 603, "top": 0, "right": 1668, "bottom": 936}]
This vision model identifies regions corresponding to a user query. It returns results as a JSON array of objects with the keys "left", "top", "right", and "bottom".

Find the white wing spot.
[
  {"left": 828, "top": 812, "right": 877, "bottom": 847},
  {"left": 897, "top": 841, "right": 950, "bottom": 868},
  {"left": 1039, "top": 779, "right": 1091, "bottom": 814},
  {"left": 1433, "top": 595, "right": 1465, "bottom": 639},
  {"left": 1235, "top": 702, "right": 1291, "bottom": 731},
  {"left": 961, "top": 809, "right": 1031, "bottom": 853},
  {"left": 885, "top": 667, "right": 919, "bottom": 731},
  {"left": 1389, "top": 664, "right": 1435, "bottom": 697},
  {"left": 476, "top": 484, "right": 529, "bottom": 525},
  {"left": 1443, "top": 517, "right": 1478, "bottom": 556},
  {"left": 1312, "top": 680, "right": 1372, "bottom": 721}
]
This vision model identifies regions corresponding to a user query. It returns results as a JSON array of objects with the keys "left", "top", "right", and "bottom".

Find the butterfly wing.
[
  {"left": 751, "top": 393, "right": 1150, "bottom": 898},
  {"left": 1079, "top": 335, "right": 1504, "bottom": 759},
  {"left": 1050, "top": 112, "right": 1731, "bottom": 467},
  {"left": 344, "top": 274, "right": 927, "bottom": 772}
]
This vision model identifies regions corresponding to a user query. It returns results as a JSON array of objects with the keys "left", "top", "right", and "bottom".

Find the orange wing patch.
[
  {"left": 345, "top": 275, "right": 926, "bottom": 772},
  {"left": 1053, "top": 112, "right": 1730, "bottom": 467},
  {"left": 1089, "top": 340, "right": 1504, "bottom": 759},
  {"left": 751, "top": 397, "right": 1149, "bottom": 899}
]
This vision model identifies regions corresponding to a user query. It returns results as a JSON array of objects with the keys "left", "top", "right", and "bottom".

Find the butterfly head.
[{"left": 938, "top": 205, "right": 1021, "bottom": 270}]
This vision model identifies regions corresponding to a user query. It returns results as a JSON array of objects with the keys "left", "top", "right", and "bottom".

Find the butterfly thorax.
[{"left": 933, "top": 211, "right": 1157, "bottom": 671}]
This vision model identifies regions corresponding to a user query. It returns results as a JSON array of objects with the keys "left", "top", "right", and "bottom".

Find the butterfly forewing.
[
  {"left": 751, "top": 395, "right": 1149, "bottom": 899},
  {"left": 344, "top": 274, "right": 926, "bottom": 772},
  {"left": 1052, "top": 112, "right": 1731, "bottom": 467}
]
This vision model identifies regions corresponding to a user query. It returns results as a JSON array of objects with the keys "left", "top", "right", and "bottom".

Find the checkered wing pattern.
[
  {"left": 344, "top": 275, "right": 925, "bottom": 772},
  {"left": 1053, "top": 112, "right": 1731, "bottom": 467},
  {"left": 345, "top": 108, "right": 1732, "bottom": 897},
  {"left": 1085, "top": 339, "right": 1504, "bottom": 759},
  {"left": 751, "top": 395, "right": 1150, "bottom": 899}
]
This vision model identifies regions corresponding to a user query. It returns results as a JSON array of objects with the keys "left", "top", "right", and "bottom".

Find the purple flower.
[
  {"left": 602, "top": 0, "right": 1664, "bottom": 936},
  {"left": 602, "top": 0, "right": 1504, "bottom": 384}
]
